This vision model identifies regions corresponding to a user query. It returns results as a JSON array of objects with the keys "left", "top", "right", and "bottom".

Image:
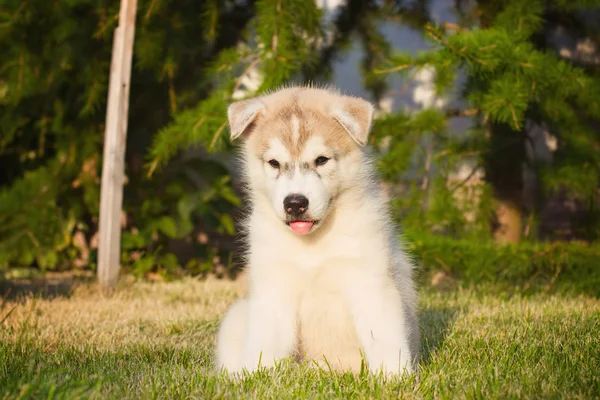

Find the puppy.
[{"left": 216, "top": 86, "right": 419, "bottom": 376}]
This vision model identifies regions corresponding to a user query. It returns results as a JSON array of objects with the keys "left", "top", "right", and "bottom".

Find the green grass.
[{"left": 1, "top": 277, "right": 599, "bottom": 399}]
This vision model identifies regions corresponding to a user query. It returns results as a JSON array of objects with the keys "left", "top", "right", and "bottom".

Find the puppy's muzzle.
[{"left": 283, "top": 194, "right": 309, "bottom": 217}]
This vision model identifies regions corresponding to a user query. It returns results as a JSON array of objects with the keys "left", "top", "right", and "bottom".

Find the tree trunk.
[{"left": 485, "top": 122, "right": 526, "bottom": 244}]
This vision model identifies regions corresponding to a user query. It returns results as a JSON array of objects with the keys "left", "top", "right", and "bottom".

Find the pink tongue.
[{"left": 289, "top": 220, "right": 314, "bottom": 235}]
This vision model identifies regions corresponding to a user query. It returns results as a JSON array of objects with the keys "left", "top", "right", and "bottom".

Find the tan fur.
[{"left": 232, "top": 87, "right": 370, "bottom": 158}]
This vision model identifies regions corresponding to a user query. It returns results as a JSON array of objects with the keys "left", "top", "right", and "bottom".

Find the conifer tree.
[
  {"left": 0, "top": 0, "right": 257, "bottom": 270},
  {"left": 2, "top": 0, "right": 599, "bottom": 274},
  {"left": 150, "top": 0, "right": 600, "bottom": 244},
  {"left": 370, "top": 0, "right": 600, "bottom": 242}
]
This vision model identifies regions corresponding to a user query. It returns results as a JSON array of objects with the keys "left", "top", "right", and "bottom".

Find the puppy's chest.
[
  {"left": 298, "top": 263, "right": 352, "bottom": 319},
  {"left": 296, "top": 268, "right": 359, "bottom": 360},
  {"left": 288, "top": 234, "right": 362, "bottom": 270}
]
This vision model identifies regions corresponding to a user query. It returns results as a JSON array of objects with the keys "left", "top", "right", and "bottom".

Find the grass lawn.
[{"left": 1, "top": 276, "right": 599, "bottom": 399}]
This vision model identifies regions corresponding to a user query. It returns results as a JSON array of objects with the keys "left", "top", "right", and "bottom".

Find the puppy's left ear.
[
  {"left": 227, "top": 98, "right": 266, "bottom": 140},
  {"left": 330, "top": 96, "right": 375, "bottom": 147}
]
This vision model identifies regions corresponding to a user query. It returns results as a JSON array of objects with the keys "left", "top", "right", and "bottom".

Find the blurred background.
[{"left": 0, "top": 0, "right": 599, "bottom": 289}]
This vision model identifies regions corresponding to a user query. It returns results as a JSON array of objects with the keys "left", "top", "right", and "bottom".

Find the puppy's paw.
[
  {"left": 241, "top": 350, "right": 277, "bottom": 373},
  {"left": 216, "top": 364, "right": 244, "bottom": 379},
  {"left": 369, "top": 356, "right": 413, "bottom": 378}
]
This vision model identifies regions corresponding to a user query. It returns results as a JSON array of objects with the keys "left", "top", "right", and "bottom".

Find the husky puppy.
[{"left": 216, "top": 86, "right": 419, "bottom": 376}]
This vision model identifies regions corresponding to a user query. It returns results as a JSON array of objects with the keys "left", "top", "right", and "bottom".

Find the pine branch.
[{"left": 147, "top": 0, "right": 323, "bottom": 173}]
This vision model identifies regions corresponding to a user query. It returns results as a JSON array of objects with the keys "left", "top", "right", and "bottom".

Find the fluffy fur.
[{"left": 216, "top": 86, "right": 420, "bottom": 376}]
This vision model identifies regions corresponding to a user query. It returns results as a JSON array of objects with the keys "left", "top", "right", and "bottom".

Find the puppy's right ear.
[{"left": 227, "top": 98, "right": 266, "bottom": 140}]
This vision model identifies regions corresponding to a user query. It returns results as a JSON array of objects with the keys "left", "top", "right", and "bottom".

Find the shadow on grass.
[
  {"left": 418, "top": 305, "right": 460, "bottom": 365},
  {"left": 0, "top": 272, "right": 94, "bottom": 301}
]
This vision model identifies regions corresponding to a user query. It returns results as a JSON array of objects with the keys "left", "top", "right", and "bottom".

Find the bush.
[
  {"left": 408, "top": 232, "right": 600, "bottom": 295},
  {"left": 1, "top": 0, "right": 599, "bottom": 278}
]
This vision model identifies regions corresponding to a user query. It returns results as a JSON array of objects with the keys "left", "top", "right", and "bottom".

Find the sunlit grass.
[{"left": 1, "top": 277, "right": 598, "bottom": 399}]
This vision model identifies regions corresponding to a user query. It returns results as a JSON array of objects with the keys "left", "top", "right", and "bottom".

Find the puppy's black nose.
[{"left": 283, "top": 194, "right": 309, "bottom": 216}]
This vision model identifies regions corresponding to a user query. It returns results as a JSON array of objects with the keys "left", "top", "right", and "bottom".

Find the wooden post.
[{"left": 98, "top": 0, "right": 137, "bottom": 289}]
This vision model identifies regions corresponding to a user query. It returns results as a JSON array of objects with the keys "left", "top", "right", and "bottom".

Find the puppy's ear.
[
  {"left": 227, "top": 98, "right": 266, "bottom": 140},
  {"left": 330, "top": 96, "right": 375, "bottom": 147}
]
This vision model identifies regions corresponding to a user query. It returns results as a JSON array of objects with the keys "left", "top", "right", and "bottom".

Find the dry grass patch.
[{"left": 2, "top": 277, "right": 243, "bottom": 348}]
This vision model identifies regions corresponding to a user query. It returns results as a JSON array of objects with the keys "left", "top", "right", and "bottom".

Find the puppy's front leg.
[
  {"left": 345, "top": 274, "right": 414, "bottom": 376},
  {"left": 241, "top": 286, "right": 298, "bottom": 372}
]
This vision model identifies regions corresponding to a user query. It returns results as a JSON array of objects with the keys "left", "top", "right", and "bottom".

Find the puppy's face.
[
  {"left": 251, "top": 117, "right": 347, "bottom": 235},
  {"left": 228, "top": 88, "right": 374, "bottom": 235}
]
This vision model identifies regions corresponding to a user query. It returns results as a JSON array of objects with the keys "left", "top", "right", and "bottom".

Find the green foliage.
[
  {"left": 0, "top": 158, "right": 75, "bottom": 269},
  {"left": 370, "top": 0, "right": 600, "bottom": 241},
  {"left": 0, "top": 0, "right": 255, "bottom": 273},
  {"left": 408, "top": 232, "right": 600, "bottom": 296},
  {"left": 1, "top": 0, "right": 599, "bottom": 275},
  {"left": 255, "top": 0, "right": 322, "bottom": 90},
  {"left": 147, "top": 0, "right": 323, "bottom": 172},
  {"left": 147, "top": 88, "right": 232, "bottom": 172}
]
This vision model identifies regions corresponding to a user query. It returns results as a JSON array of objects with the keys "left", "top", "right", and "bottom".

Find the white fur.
[
  {"left": 228, "top": 100, "right": 265, "bottom": 140},
  {"left": 330, "top": 103, "right": 374, "bottom": 146},
  {"left": 291, "top": 115, "right": 300, "bottom": 145},
  {"left": 331, "top": 107, "right": 361, "bottom": 139},
  {"left": 216, "top": 88, "right": 420, "bottom": 377},
  {"left": 264, "top": 135, "right": 335, "bottom": 223}
]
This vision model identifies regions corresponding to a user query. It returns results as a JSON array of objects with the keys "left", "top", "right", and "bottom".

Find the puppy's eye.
[
  {"left": 267, "top": 159, "right": 280, "bottom": 169},
  {"left": 315, "top": 156, "right": 330, "bottom": 167}
]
